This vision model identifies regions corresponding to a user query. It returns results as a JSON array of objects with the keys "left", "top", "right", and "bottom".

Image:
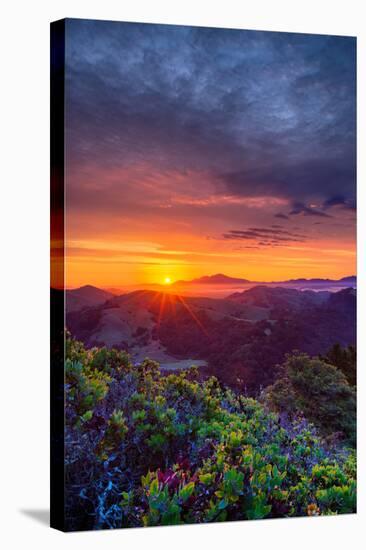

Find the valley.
[{"left": 66, "top": 279, "right": 356, "bottom": 392}]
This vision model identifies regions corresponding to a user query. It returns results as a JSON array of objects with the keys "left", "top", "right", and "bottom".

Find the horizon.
[
  {"left": 61, "top": 271, "right": 357, "bottom": 293},
  {"left": 62, "top": 20, "right": 356, "bottom": 289}
]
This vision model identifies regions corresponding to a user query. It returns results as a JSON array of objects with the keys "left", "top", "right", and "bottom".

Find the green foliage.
[
  {"left": 263, "top": 353, "right": 356, "bottom": 445},
  {"left": 315, "top": 482, "right": 356, "bottom": 514},
  {"left": 321, "top": 343, "right": 356, "bottom": 387},
  {"left": 139, "top": 472, "right": 196, "bottom": 526},
  {"left": 65, "top": 358, "right": 111, "bottom": 419},
  {"left": 97, "top": 410, "right": 128, "bottom": 459},
  {"left": 88, "top": 346, "right": 131, "bottom": 374},
  {"left": 215, "top": 468, "right": 244, "bottom": 509},
  {"left": 65, "top": 337, "right": 356, "bottom": 531}
]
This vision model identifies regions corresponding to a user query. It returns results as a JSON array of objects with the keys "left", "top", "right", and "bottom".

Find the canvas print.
[{"left": 50, "top": 18, "right": 356, "bottom": 531}]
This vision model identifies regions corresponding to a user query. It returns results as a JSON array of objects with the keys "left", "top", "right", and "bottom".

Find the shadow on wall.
[{"left": 19, "top": 509, "right": 50, "bottom": 527}]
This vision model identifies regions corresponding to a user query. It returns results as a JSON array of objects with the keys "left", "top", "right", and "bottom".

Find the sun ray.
[
  {"left": 177, "top": 295, "right": 210, "bottom": 338},
  {"left": 157, "top": 292, "right": 167, "bottom": 329}
]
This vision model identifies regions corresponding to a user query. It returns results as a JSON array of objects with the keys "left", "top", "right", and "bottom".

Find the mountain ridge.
[
  {"left": 64, "top": 275, "right": 357, "bottom": 310},
  {"left": 172, "top": 273, "right": 356, "bottom": 286}
]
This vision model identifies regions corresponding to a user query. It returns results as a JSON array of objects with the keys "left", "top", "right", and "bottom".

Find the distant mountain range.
[
  {"left": 99, "top": 273, "right": 356, "bottom": 298},
  {"left": 172, "top": 273, "right": 356, "bottom": 286},
  {"left": 173, "top": 274, "right": 251, "bottom": 285},
  {"left": 65, "top": 274, "right": 356, "bottom": 312}
]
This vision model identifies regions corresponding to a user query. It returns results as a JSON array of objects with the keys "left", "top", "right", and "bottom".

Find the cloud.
[
  {"left": 222, "top": 225, "right": 308, "bottom": 247},
  {"left": 323, "top": 195, "right": 356, "bottom": 211},
  {"left": 289, "top": 202, "right": 332, "bottom": 218},
  {"left": 274, "top": 213, "right": 289, "bottom": 220},
  {"left": 65, "top": 20, "right": 356, "bottom": 212}
]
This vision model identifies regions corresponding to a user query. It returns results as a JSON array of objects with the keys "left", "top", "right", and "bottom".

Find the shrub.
[
  {"left": 64, "top": 337, "right": 356, "bottom": 530},
  {"left": 321, "top": 344, "right": 356, "bottom": 387},
  {"left": 263, "top": 353, "right": 356, "bottom": 445}
]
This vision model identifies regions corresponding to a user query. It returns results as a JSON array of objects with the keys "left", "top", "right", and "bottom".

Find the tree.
[
  {"left": 321, "top": 344, "right": 356, "bottom": 387},
  {"left": 264, "top": 353, "right": 356, "bottom": 445}
]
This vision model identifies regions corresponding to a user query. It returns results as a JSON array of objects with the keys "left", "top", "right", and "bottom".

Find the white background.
[{"left": 1, "top": 0, "right": 365, "bottom": 548}]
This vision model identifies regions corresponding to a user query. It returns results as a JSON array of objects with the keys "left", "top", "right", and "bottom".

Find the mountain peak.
[{"left": 174, "top": 273, "right": 251, "bottom": 285}]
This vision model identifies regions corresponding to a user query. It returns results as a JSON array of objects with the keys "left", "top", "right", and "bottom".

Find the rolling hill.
[
  {"left": 66, "top": 285, "right": 114, "bottom": 312},
  {"left": 228, "top": 285, "right": 330, "bottom": 309},
  {"left": 66, "top": 285, "right": 356, "bottom": 391}
]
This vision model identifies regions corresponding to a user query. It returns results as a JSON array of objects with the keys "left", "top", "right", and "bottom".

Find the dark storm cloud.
[{"left": 65, "top": 19, "right": 356, "bottom": 209}]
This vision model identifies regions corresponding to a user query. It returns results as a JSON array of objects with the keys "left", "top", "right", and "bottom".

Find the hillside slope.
[
  {"left": 66, "top": 285, "right": 114, "bottom": 312},
  {"left": 66, "top": 286, "right": 356, "bottom": 391}
]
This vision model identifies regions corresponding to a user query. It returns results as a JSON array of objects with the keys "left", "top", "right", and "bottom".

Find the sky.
[{"left": 64, "top": 19, "right": 356, "bottom": 289}]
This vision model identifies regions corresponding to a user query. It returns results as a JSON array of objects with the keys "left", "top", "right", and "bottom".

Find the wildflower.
[{"left": 307, "top": 503, "right": 320, "bottom": 516}]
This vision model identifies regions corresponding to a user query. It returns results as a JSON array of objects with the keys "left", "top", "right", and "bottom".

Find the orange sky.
[
  {"left": 64, "top": 166, "right": 356, "bottom": 289},
  {"left": 65, "top": 239, "right": 356, "bottom": 289}
]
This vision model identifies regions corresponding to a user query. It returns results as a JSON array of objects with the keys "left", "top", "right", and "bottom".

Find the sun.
[{"left": 163, "top": 277, "right": 172, "bottom": 285}]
